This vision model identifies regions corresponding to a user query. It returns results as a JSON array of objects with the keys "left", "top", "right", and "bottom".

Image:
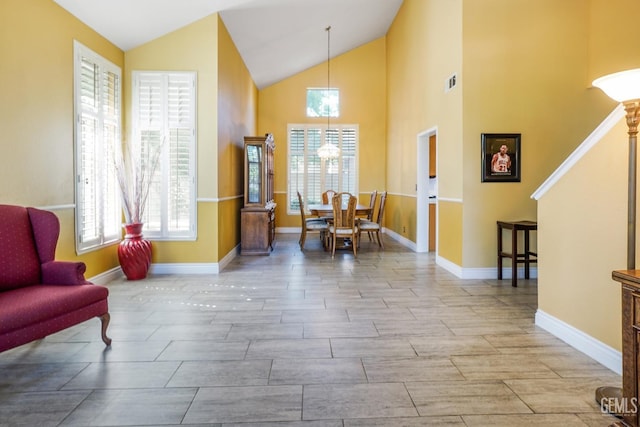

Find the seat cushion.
[
  {"left": 330, "top": 227, "right": 358, "bottom": 235},
  {"left": 359, "top": 220, "right": 380, "bottom": 231},
  {"left": 306, "top": 219, "right": 328, "bottom": 231},
  {"left": 0, "top": 205, "right": 41, "bottom": 290},
  {"left": 0, "top": 284, "right": 109, "bottom": 334}
]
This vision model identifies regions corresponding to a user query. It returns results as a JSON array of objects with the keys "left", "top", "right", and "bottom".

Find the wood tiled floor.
[{"left": 0, "top": 233, "right": 622, "bottom": 426}]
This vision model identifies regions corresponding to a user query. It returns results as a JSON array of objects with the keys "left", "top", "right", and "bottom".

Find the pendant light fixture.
[{"left": 317, "top": 25, "right": 340, "bottom": 160}]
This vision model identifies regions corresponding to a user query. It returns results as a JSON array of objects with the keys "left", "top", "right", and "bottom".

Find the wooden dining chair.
[
  {"left": 321, "top": 189, "right": 337, "bottom": 204},
  {"left": 359, "top": 191, "right": 387, "bottom": 248},
  {"left": 297, "top": 191, "right": 328, "bottom": 250},
  {"left": 328, "top": 193, "right": 358, "bottom": 258},
  {"left": 367, "top": 190, "right": 378, "bottom": 221}
]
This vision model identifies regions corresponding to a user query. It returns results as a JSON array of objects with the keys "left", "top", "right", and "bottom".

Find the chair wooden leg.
[
  {"left": 352, "top": 233, "right": 357, "bottom": 257},
  {"left": 377, "top": 231, "right": 384, "bottom": 248},
  {"left": 332, "top": 233, "right": 337, "bottom": 259},
  {"left": 100, "top": 313, "right": 112, "bottom": 346},
  {"left": 299, "top": 230, "right": 306, "bottom": 249}
]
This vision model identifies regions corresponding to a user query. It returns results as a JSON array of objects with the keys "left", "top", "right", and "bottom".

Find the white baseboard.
[
  {"left": 92, "top": 263, "right": 220, "bottom": 280},
  {"left": 535, "top": 309, "right": 621, "bottom": 375},
  {"left": 147, "top": 244, "right": 240, "bottom": 275},
  {"left": 434, "top": 259, "right": 538, "bottom": 281},
  {"left": 149, "top": 263, "right": 219, "bottom": 275},
  {"left": 88, "top": 267, "right": 123, "bottom": 285},
  {"left": 218, "top": 244, "right": 240, "bottom": 271},
  {"left": 276, "top": 227, "right": 299, "bottom": 234},
  {"left": 383, "top": 228, "right": 417, "bottom": 251},
  {"left": 435, "top": 256, "right": 463, "bottom": 277},
  {"left": 107, "top": 245, "right": 240, "bottom": 277},
  {"left": 464, "top": 266, "right": 538, "bottom": 280}
]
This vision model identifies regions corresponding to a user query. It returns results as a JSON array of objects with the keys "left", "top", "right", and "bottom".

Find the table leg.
[
  {"left": 524, "top": 229, "right": 531, "bottom": 280},
  {"left": 497, "top": 224, "right": 503, "bottom": 280},
  {"left": 511, "top": 227, "right": 518, "bottom": 287}
]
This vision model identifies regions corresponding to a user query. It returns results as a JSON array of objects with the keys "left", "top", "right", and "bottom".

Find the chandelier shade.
[{"left": 317, "top": 139, "right": 340, "bottom": 159}]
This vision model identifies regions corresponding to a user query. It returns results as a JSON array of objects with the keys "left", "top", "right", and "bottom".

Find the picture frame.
[{"left": 481, "top": 133, "right": 521, "bottom": 182}]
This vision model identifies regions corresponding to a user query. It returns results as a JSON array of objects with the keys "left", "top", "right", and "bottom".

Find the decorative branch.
[{"left": 115, "top": 135, "right": 164, "bottom": 225}]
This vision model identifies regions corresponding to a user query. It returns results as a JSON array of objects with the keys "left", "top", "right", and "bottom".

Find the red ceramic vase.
[{"left": 117, "top": 223, "right": 152, "bottom": 280}]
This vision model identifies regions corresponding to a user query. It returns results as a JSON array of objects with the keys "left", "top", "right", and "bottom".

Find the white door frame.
[{"left": 416, "top": 127, "right": 437, "bottom": 253}]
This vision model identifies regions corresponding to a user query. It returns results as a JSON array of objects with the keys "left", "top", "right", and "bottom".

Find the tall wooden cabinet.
[{"left": 241, "top": 134, "right": 276, "bottom": 255}]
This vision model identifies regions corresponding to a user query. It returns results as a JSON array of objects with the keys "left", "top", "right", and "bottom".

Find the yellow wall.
[
  {"left": 385, "top": 0, "right": 618, "bottom": 276},
  {"left": 217, "top": 17, "right": 258, "bottom": 257},
  {"left": 536, "top": 0, "right": 640, "bottom": 352},
  {"left": 438, "top": 201, "right": 463, "bottom": 266},
  {"left": 460, "top": 0, "right": 613, "bottom": 268},
  {"left": 386, "top": 0, "right": 463, "bottom": 259},
  {"left": 125, "top": 14, "right": 220, "bottom": 263},
  {"left": 588, "top": 0, "right": 640, "bottom": 81},
  {"left": 258, "top": 38, "right": 387, "bottom": 227},
  {"left": 538, "top": 118, "right": 627, "bottom": 349},
  {"left": 0, "top": 0, "right": 123, "bottom": 277},
  {"left": 125, "top": 14, "right": 257, "bottom": 263}
]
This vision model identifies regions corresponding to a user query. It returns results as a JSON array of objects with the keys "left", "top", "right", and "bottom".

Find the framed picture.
[{"left": 481, "top": 133, "right": 521, "bottom": 182}]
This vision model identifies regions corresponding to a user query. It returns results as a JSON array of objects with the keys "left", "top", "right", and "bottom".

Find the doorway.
[{"left": 416, "top": 128, "right": 437, "bottom": 253}]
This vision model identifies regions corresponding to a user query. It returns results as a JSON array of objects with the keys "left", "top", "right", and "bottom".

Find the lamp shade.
[{"left": 592, "top": 68, "right": 640, "bottom": 102}]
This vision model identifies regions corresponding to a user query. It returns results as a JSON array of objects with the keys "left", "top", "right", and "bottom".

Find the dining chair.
[
  {"left": 297, "top": 191, "right": 328, "bottom": 250},
  {"left": 367, "top": 190, "right": 378, "bottom": 221},
  {"left": 321, "top": 189, "right": 337, "bottom": 204},
  {"left": 328, "top": 192, "right": 358, "bottom": 258},
  {"left": 358, "top": 191, "right": 387, "bottom": 248}
]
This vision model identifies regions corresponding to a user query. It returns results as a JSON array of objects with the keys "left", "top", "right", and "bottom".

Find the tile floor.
[{"left": 0, "top": 233, "right": 623, "bottom": 426}]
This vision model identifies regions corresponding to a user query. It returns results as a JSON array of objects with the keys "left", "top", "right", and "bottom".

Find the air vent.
[{"left": 445, "top": 73, "right": 457, "bottom": 93}]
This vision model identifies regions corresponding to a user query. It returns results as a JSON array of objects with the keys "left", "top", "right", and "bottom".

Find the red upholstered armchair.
[{"left": 0, "top": 204, "right": 111, "bottom": 352}]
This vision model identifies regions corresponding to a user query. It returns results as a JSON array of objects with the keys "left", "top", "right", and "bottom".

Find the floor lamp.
[{"left": 592, "top": 68, "right": 640, "bottom": 422}]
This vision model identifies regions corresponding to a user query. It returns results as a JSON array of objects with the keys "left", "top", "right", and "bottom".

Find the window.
[
  {"left": 132, "top": 71, "right": 197, "bottom": 240},
  {"left": 74, "top": 41, "right": 122, "bottom": 253},
  {"left": 288, "top": 124, "right": 358, "bottom": 214},
  {"left": 306, "top": 88, "right": 339, "bottom": 117}
]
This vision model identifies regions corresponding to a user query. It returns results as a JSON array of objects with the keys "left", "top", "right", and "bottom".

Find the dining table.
[{"left": 307, "top": 203, "right": 371, "bottom": 218}]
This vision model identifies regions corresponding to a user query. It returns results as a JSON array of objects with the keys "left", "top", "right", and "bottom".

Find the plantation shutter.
[
  {"left": 133, "top": 71, "right": 196, "bottom": 240},
  {"left": 102, "top": 70, "right": 121, "bottom": 240},
  {"left": 74, "top": 41, "right": 121, "bottom": 253},
  {"left": 307, "top": 129, "right": 322, "bottom": 205},
  {"left": 287, "top": 124, "right": 358, "bottom": 214},
  {"left": 288, "top": 127, "right": 306, "bottom": 211},
  {"left": 340, "top": 128, "right": 357, "bottom": 196},
  {"left": 137, "top": 74, "right": 163, "bottom": 232},
  {"left": 324, "top": 128, "right": 339, "bottom": 192},
  {"left": 78, "top": 60, "right": 98, "bottom": 244},
  {"left": 167, "top": 75, "right": 195, "bottom": 234}
]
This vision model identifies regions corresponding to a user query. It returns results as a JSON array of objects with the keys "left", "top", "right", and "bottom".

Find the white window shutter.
[
  {"left": 133, "top": 71, "right": 197, "bottom": 240},
  {"left": 287, "top": 124, "right": 358, "bottom": 214},
  {"left": 74, "top": 41, "right": 121, "bottom": 253},
  {"left": 102, "top": 69, "right": 121, "bottom": 240}
]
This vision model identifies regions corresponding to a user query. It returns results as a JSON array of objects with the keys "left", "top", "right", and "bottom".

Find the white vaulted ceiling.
[{"left": 53, "top": 0, "right": 403, "bottom": 89}]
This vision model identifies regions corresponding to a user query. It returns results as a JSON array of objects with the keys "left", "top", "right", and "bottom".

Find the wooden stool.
[{"left": 497, "top": 220, "right": 537, "bottom": 287}]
